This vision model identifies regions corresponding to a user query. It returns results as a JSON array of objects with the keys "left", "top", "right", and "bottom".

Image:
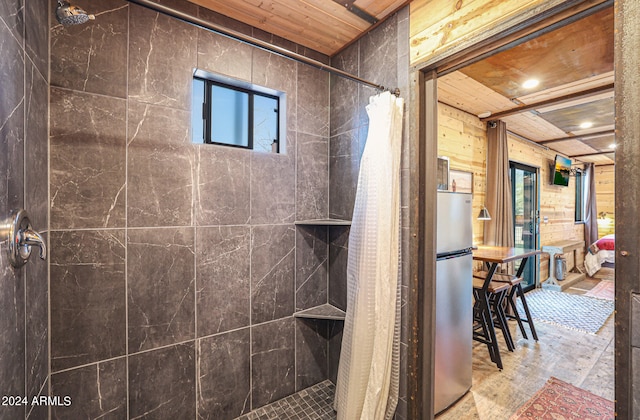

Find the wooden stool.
[
  {"left": 473, "top": 276, "right": 515, "bottom": 351},
  {"left": 472, "top": 276, "right": 511, "bottom": 369},
  {"left": 474, "top": 271, "right": 538, "bottom": 341}
]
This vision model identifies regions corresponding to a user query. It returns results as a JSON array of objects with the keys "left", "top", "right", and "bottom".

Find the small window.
[
  {"left": 575, "top": 169, "right": 585, "bottom": 222},
  {"left": 192, "top": 71, "right": 282, "bottom": 153}
]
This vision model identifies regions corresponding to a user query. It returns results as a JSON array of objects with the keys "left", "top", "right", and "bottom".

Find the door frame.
[
  {"left": 509, "top": 160, "right": 541, "bottom": 291},
  {"left": 408, "top": 1, "right": 622, "bottom": 418}
]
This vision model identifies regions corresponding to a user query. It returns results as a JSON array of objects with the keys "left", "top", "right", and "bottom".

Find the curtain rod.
[
  {"left": 506, "top": 129, "right": 549, "bottom": 151},
  {"left": 126, "top": 0, "right": 399, "bottom": 96}
]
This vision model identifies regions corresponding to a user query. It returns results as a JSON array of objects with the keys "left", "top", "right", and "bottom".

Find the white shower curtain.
[{"left": 334, "top": 91, "right": 404, "bottom": 420}]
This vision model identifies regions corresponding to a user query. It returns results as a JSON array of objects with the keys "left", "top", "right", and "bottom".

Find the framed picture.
[{"left": 449, "top": 170, "right": 473, "bottom": 193}]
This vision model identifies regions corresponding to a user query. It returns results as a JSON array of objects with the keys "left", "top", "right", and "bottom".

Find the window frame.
[
  {"left": 193, "top": 71, "right": 282, "bottom": 153},
  {"left": 575, "top": 169, "right": 585, "bottom": 223}
]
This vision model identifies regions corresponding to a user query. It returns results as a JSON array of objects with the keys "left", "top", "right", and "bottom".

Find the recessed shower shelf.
[
  {"left": 294, "top": 218, "right": 351, "bottom": 226},
  {"left": 294, "top": 303, "right": 346, "bottom": 320}
]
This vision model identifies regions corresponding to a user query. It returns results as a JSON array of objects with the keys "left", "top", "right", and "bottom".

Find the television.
[{"left": 552, "top": 155, "right": 571, "bottom": 186}]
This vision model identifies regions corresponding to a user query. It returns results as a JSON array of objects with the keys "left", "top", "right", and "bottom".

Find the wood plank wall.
[
  {"left": 438, "top": 103, "right": 487, "bottom": 245},
  {"left": 409, "top": 0, "right": 551, "bottom": 65},
  {"left": 595, "top": 164, "right": 615, "bottom": 237},
  {"left": 437, "top": 102, "right": 585, "bottom": 278}
]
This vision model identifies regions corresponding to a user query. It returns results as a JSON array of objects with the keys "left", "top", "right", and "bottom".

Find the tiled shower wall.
[
  {"left": 47, "top": 0, "right": 333, "bottom": 418},
  {"left": 46, "top": 1, "right": 410, "bottom": 419},
  {"left": 0, "top": 1, "right": 50, "bottom": 419}
]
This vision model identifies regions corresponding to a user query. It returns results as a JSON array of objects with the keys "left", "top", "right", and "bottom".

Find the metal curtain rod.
[
  {"left": 506, "top": 129, "right": 549, "bottom": 151},
  {"left": 126, "top": 0, "right": 399, "bottom": 96}
]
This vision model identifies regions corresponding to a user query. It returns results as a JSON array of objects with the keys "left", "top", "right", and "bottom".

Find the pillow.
[
  {"left": 595, "top": 235, "right": 615, "bottom": 251},
  {"left": 589, "top": 243, "right": 600, "bottom": 255}
]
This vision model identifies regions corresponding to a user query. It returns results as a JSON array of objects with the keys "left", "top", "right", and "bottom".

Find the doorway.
[
  {"left": 414, "top": 2, "right": 619, "bottom": 418},
  {"left": 510, "top": 162, "right": 539, "bottom": 291}
]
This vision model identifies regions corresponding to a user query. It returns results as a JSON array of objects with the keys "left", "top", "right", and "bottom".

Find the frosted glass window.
[
  {"left": 192, "top": 73, "right": 282, "bottom": 153},
  {"left": 253, "top": 95, "right": 279, "bottom": 153},
  {"left": 210, "top": 84, "right": 249, "bottom": 147},
  {"left": 191, "top": 78, "right": 205, "bottom": 144}
]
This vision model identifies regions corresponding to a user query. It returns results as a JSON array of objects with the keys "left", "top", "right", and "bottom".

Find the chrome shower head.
[{"left": 55, "top": 1, "right": 95, "bottom": 26}]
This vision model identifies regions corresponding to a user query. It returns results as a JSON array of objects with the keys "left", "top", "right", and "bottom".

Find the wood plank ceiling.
[
  {"left": 188, "top": 0, "right": 410, "bottom": 56},
  {"left": 438, "top": 6, "right": 615, "bottom": 166}
]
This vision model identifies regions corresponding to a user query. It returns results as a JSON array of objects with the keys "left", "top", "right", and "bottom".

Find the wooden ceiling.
[
  {"left": 438, "top": 6, "right": 615, "bottom": 166},
  {"left": 188, "top": 0, "right": 410, "bottom": 56}
]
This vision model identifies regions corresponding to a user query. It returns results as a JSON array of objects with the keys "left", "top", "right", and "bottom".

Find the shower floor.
[{"left": 235, "top": 380, "right": 336, "bottom": 420}]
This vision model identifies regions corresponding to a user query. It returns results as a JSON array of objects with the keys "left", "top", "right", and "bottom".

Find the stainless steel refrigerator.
[{"left": 434, "top": 191, "right": 473, "bottom": 415}]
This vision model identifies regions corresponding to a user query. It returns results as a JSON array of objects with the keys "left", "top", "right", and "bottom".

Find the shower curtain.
[{"left": 334, "top": 90, "right": 404, "bottom": 420}]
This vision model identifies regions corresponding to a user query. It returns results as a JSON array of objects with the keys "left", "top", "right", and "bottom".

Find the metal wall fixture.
[
  {"left": 55, "top": 0, "right": 95, "bottom": 26},
  {"left": 1, "top": 209, "right": 47, "bottom": 268}
]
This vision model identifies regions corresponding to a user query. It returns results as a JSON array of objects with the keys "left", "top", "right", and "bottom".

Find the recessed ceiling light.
[
  {"left": 478, "top": 111, "right": 492, "bottom": 118},
  {"left": 579, "top": 121, "right": 594, "bottom": 129},
  {"left": 522, "top": 79, "right": 539, "bottom": 89},
  {"left": 609, "top": 143, "right": 617, "bottom": 149}
]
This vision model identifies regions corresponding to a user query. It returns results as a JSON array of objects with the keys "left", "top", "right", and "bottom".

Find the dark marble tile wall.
[
  {"left": 252, "top": 318, "right": 296, "bottom": 407},
  {"left": 0, "top": 1, "right": 49, "bottom": 419},
  {"left": 48, "top": 0, "right": 333, "bottom": 418},
  {"left": 50, "top": 358, "right": 127, "bottom": 419},
  {"left": 198, "top": 328, "right": 251, "bottom": 419},
  {"left": 196, "top": 226, "right": 251, "bottom": 336},
  {"left": 50, "top": 230, "right": 126, "bottom": 371},
  {"left": 128, "top": 227, "right": 195, "bottom": 352},
  {"left": 49, "top": 88, "right": 127, "bottom": 229},
  {"left": 295, "top": 226, "right": 328, "bottom": 312},
  {"left": 1, "top": 4, "right": 25, "bottom": 215},
  {"left": 328, "top": 7, "right": 410, "bottom": 420},
  {"left": 130, "top": 343, "right": 197, "bottom": 419}
]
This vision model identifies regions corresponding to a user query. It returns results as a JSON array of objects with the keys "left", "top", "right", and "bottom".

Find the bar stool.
[
  {"left": 474, "top": 270, "right": 538, "bottom": 341},
  {"left": 472, "top": 276, "right": 511, "bottom": 369},
  {"left": 473, "top": 275, "right": 515, "bottom": 350}
]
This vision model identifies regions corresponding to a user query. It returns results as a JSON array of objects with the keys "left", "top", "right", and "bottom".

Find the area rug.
[
  {"left": 585, "top": 281, "right": 615, "bottom": 300},
  {"left": 516, "top": 289, "right": 614, "bottom": 334},
  {"left": 510, "top": 377, "right": 614, "bottom": 419}
]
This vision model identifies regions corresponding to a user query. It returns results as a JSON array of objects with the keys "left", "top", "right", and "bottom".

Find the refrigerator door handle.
[{"left": 436, "top": 248, "right": 474, "bottom": 261}]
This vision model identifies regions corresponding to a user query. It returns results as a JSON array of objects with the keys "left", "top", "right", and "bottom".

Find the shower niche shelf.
[
  {"left": 293, "top": 218, "right": 350, "bottom": 321},
  {"left": 294, "top": 218, "right": 351, "bottom": 226},
  {"left": 294, "top": 303, "right": 346, "bottom": 320}
]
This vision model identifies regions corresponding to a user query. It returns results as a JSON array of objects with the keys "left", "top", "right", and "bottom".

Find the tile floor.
[{"left": 235, "top": 380, "right": 336, "bottom": 420}]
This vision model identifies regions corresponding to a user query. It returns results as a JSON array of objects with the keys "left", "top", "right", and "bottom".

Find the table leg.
[{"left": 513, "top": 256, "right": 539, "bottom": 340}]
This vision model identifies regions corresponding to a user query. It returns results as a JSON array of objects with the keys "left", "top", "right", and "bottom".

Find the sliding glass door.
[{"left": 510, "top": 162, "right": 539, "bottom": 291}]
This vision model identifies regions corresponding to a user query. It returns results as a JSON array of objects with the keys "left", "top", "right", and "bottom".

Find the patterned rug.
[
  {"left": 585, "top": 281, "right": 615, "bottom": 300},
  {"left": 517, "top": 289, "right": 614, "bottom": 334},
  {"left": 510, "top": 377, "right": 614, "bottom": 419}
]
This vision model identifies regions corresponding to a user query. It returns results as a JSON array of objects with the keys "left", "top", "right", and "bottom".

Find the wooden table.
[
  {"left": 472, "top": 246, "right": 542, "bottom": 369},
  {"left": 541, "top": 240, "right": 585, "bottom": 291},
  {"left": 473, "top": 246, "right": 542, "bottom": 268}
]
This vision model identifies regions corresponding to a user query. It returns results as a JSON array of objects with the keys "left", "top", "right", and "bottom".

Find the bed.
[{"left": 584, "top": 234, "right": 615, "bottom": 277}]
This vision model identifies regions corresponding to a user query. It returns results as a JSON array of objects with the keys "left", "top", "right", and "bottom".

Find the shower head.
[{"left": 55, "top": 1, "right": 95, "bottom": 26}]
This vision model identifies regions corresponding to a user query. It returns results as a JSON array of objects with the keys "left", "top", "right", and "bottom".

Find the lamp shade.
[{"left": 477, "top": 206, "right": 491, "bottom": 221}]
